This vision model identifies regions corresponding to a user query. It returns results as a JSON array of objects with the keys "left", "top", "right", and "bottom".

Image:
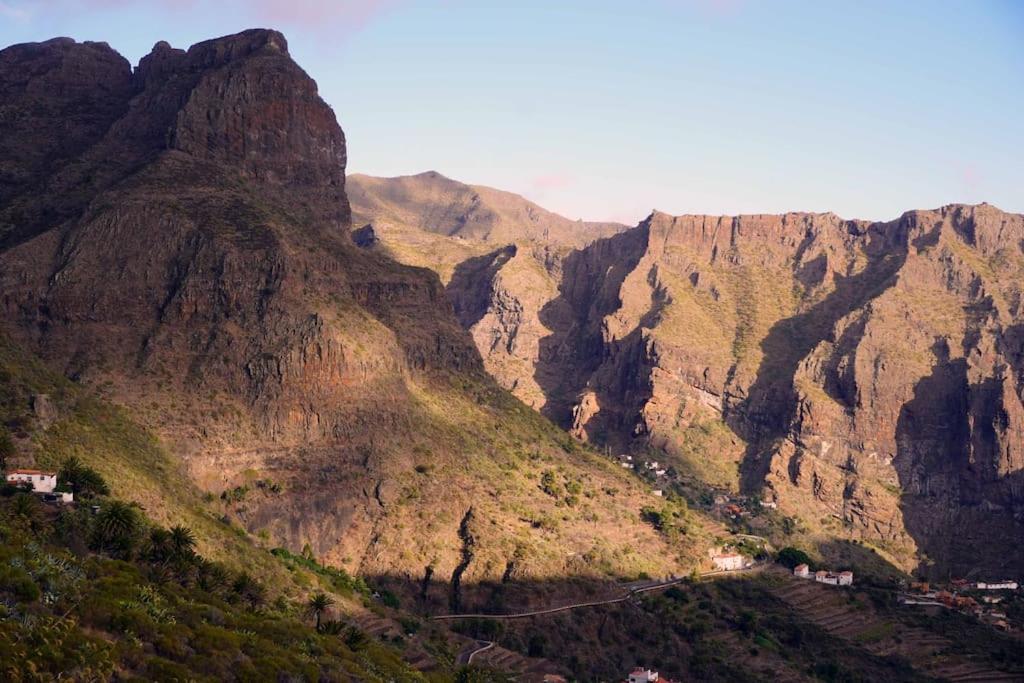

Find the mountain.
[
  {"left": 348, "top": 171, "right": 625, "bottom": 248},
  {"left": 0, "top": 30, "right": 702, "bottom": 613},
  {"left": 351, "top": 174, "right": 1024, "bottom": 577},
  {"left": 4, "top": 27, "right": 1024, "bottom": 683}
]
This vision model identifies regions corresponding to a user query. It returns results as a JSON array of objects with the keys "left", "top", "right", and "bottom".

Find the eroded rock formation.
[
  {"left": 352, "top": 175, "right": 1024, "bottom": 575},
  {"left": 0, "top": 30, "right": 687, "bottom": 590}
]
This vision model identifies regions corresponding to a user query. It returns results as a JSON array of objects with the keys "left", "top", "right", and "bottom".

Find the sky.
[{"left": 1, "top": 0, "right": 1022, "bottom": 224}]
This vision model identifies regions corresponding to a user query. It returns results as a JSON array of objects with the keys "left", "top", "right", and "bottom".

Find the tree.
[
  {"left": 145, "top": 527, "right": 174, "bottom": 564},
  {"left": 232, "top": 572, "right": 266, "bottom": 609},
  {"left": 343, "top": 626, "right": 369, "bottom": 651},
  {"left": 58, "top": 457, "right": 110, "bottom": 498},
  {"left": 11, "top": 492, "right": 43, "bottom": 530},
  {"left": 196, "top": 559, "right": 230, "bottom": 593},
  {"left": 306, "top": 591, "right": 335, "bottom": 631},
  {"left": 91, "top": 500, "right": 141, "bottom": 558},
  {"left": 777, "top": 546, "right": 813, "bottom": 570},
  {"left": 169, "top": 525, "right": 196, "bottom": 561}
]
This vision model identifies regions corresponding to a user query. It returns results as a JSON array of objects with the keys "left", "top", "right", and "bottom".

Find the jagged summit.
[{"left": 0, "top": 30, "right": 690, "bottom": 595}]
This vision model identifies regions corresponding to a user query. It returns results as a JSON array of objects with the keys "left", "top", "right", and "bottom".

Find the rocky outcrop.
[
  {"left": 0, "top": 30, "right": 690, "bottom": 589},
  {"left": 359, "top": 184, "right": 1024, "bottom": 575}
]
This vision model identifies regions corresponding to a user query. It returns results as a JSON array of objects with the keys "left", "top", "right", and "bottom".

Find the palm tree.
[
  {"left": 196, "top": 558, "right": 230, "bottom": 593},
  {"left": 92, "top": 500, "right": 140, "bottom": 557},
  {"left": 232, "top": 572, "right": 266, "bottom": 610},
  {"left": 58, "top": 456, "right": 110, "bottom": 498},
  {"left": 307, "top": 591, "right": 335, "bottom": 631},
  {"left": 11, "top": 492, "right": 42, "bottom": 531},
  {"left": 169, "top": 525, "right": 196, "bottom": 561},
  {"left": 146, "top": 527, "right": 174, "bottom": 564}
]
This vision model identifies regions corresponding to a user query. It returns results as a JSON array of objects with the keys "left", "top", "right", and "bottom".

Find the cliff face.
[
  {"left": 617, "top": 207, "right": 1024, "bottom": 575},
  {"left": 0, "top": 31, "right": 691, "bottom": 591},
  {"left": 353, "top": 175, "right": 1024, "bottom": 575}
]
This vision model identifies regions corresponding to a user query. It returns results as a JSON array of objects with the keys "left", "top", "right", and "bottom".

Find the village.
[
  {"left": 898, "top": 578, "right": 1021, "bottom": 632},
  {"left": 612, "top": 450, "right": 1024, "bottom": 638}
]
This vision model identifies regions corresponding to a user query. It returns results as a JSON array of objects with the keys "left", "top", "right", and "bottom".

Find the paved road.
[{"left": 431, "top": 565, "right": 763, "bottom": 622}]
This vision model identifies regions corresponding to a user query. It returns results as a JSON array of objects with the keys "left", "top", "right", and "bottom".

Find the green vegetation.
[
  {"left": 0, "top": 490, "right": 423, "bottom": 681},
  {"left": 777, "top": 546, "right": 814, "bottom": 570},
  {"left": 58, "top": 456, "right": 110, "bottom": 498},
  {"left": 640, "top": 494, "right": 692, "bottom": 544},
  {"left": 270, "top": 547, "right": 369, "bottom": 596}
]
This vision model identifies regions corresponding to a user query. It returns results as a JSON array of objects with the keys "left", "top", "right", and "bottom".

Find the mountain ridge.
[
  {"left": 0, "top": 31, "right": 699, "bottom": 600},
  {"left": 351, "top": 171, "right": 1024, "bottom": 577}
]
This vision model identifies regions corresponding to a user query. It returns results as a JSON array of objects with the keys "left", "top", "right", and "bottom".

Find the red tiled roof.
[{"left": 6, "top": 469, "right": 57, "bottom": 476}]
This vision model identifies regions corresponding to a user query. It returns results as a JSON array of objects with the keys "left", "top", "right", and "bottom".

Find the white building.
[
  {"left": 5, "top": 469, "right": 73, "bottom": 503},
  {"left": 628, "top": 668, "right": 659, "bottom": 683},
  {"left": 6, "top": 469, "right": 57, "bottom": 493},
  {"left": 976, "top": 581, "right": 1018, "bottom": 590},
  {"left": 793, "top": 563, "right": 810, "bottom": 578},
  {"left": 813, "top": 569, "right": 853, "bottom": 586},
  {"left": 712, "top": 552, "right": 745, "bottom": 571}
]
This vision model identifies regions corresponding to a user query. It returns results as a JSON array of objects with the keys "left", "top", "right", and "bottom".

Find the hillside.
[
  {"left": 348, "top": 171, "right": 625, "bottom": 251},
  {"left": 0, "top": 29, "right": 715, "bottom": 614},
  {"left": 349, "top": 172, "right": 1024, "bottom": 578}
]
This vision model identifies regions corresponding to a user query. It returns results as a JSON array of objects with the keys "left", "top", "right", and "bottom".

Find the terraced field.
[{"left": 771, "top": 574, "right": 1020, "bottom": 682}]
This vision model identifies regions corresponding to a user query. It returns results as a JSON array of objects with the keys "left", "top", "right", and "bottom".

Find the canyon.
[{"left": 352, "top": 173, "right": 1024, "bottom": 577}]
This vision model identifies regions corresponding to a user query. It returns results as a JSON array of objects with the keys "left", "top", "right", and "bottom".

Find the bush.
[
  {"left": 0, "top": 564, "right": 40, "bottom": 602},
  {"left": 540, "top": 470, "right": 560, "bottom": 497},
  {"left": 776, "top": 546, "right": 813, "bottom": 570}
]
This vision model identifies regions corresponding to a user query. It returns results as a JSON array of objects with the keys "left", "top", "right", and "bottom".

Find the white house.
[
  {"left": 712, "top": 552, "right": 745, "bottom": 571},
  {"left": 5, "top": 469, "right": 73, "bottom": 503},
  {"left": 6, "top": 469, "right": 57, "bottom": 493},
  {"left": 628, "top": 668, "right": 659, "bottom": 683},
  {"left": 813, "top": 569, "right": 853, "bottom": 586},
  {"left": 793, "top": 563, "right": 810, "bottom": 578}
]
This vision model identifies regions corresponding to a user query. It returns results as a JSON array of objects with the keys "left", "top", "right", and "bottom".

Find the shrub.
[
  {"left": 540, "top": 470, "right": 560, "bottom": 497},
  {"left": 776, "top": 546, "right": 813, "bottom": 570}
]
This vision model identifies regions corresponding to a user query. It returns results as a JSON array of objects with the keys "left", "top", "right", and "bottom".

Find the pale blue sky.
[{"left": 2, "top": 0, "right": 1021, "bottom": 223}]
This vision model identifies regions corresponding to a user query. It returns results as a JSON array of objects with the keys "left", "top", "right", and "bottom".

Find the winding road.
[{"left": 463, "top": 639, "right": 495, "bottom": 665}]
